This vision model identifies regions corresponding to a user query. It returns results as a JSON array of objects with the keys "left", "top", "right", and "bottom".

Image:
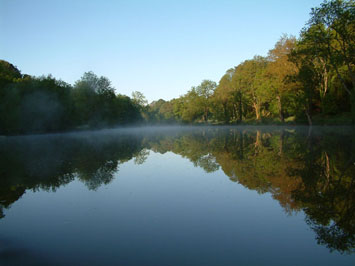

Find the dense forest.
[
  {"left": 0, "top": 63, "right": 143, "bottom": 135},
  {"left": 0, "top": 0, "right": 354, "bottom": 135}
]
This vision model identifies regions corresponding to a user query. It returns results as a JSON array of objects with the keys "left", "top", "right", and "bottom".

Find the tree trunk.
[
  {"left": 319, "top": 57, "right": 328, "bottom": 98},
  {"left": 351, "top": 91, "right": 355, "bottom": 125},
  {"left": 277, "top": 96, "right": 284, "bottom": 122},
  {"left": 306, "top": 80, "right": 313, "bottom": 126},
  {"left": 223, "top": 102, "right": 229, "bottom": 124},
  {"left": 239, "top": 131, "right": 244, "bottom": 159},
  {"left": 279, "top": 130, "right": 285, "bottom": 157},
  {"left": 253, "top": 102, "right": 261, "bottom": 120},
  {"left": 254, "top": 130, "right": 261, "bottom": 155},
  {"left": 324, "top": 152, "right": 330, "bottom": 180},
  {"left": 306, "top": 109, "right": 312, "bottom": 126},
  {"left": 232, "top": 104, "right": 237, "bottom": 121},
  {"left": 239, "top": 95, "right": 243, "bottom": 122},
  {"left": 204, "top": 107, "right": 208, "bottom": 123}
]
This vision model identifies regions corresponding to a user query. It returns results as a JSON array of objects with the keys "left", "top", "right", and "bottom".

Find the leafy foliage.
[
  {"left": 0, "top": 1, "right": 354, "bottom": 132},
  {"left": 143, "top": 0, "right": 354, "bottom": 125},
  {"left": 0, "top": 68, "right": 142, "bottom": 135}
]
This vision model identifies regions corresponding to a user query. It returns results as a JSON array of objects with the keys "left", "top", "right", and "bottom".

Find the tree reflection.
[
  {"left": 287, "top": 129, "right": 355, "bottom": 254},
  {"left": 0, "top": 127, "right": 353, "bottom": 253},
  {"left": 134, "top": 149, "right": 150, "bottom": 165},
  {"left": 0, "top": 130, "right": 144, "bottom": 215},
  {"left": 145, "top": 127, "right": 354, "bottom": 253}
]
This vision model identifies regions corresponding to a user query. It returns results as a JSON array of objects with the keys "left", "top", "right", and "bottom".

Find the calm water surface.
[{"left": 0, "top": 126, "right": 354, "bottom": 266}]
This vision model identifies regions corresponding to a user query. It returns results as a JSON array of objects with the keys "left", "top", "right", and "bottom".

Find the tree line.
[
  {"left": 0, "top": 61, "right": 144, "bottom": 135},
  {"left": 0, "top": 0, "right": 354, "bottom": 135},
  {"left": 148, "top": 0, "right": 354, "bottom": 125}
]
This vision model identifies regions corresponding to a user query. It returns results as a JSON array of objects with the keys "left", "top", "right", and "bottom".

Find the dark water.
[{"left": 0, "top": 126, "right": 354, "bottom": 266}]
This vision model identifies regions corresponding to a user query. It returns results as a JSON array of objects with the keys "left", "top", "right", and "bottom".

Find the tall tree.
[
  {"left": 267, "top": 35, "right": 298, "bottom": 122},
  {"left": 131, "top": 91, "right": 148, "bottom": 107},
  {"left": 195, "top": 80, "right": 217, "bottom": 122},
  {"left": 301, "top": 0, "right": 355, "bottom": 122},
  {"left": 233, "top": 56, "right": 269, "bottom": 120},
  {"left": 214, "top": 69, "right": 235, "bottom": 123}
]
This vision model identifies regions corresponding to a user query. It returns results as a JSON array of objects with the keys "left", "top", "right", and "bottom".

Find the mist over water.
[{"left": 0, "top": 126, "right": 354, "bottom": 266}]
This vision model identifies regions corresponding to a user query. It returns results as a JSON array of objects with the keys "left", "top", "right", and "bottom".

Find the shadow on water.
[
  {"left": 0, "top": 126, "right": 354, "bottom": 255},
  {"left": 0, "top": 237, "right": 56, "bottom": 266}
]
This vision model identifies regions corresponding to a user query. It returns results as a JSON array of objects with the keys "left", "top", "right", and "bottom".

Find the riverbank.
[
  {"left": 1, "top": 113, "right": 354, "bottom": 137},
  {"left": 208, "top": 112, "right": 354, "bottom": 126}
]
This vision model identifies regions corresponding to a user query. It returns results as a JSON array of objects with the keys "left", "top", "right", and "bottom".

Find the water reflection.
[{"left": 0, "top": 126, "right": 354, "bottom": 254}]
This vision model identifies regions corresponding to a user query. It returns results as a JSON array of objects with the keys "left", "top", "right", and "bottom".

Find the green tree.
[
  {"left": 301, "top": 0, "right": 355, "bottom": 122},
  {"left": 214, "top": 69, "right": 235, "bottom": 123},
  {"left": 132, "top": 91, "right": 148, "bottom": 121},
  {"left": 72, "top": 71, "right": 119, "bottom": 127},
  {"left": 132, "top": 91, "right": 148, "bottom": 108},
  {"left": 194, "top": 80, "right": 217, "bottom": 122},
  {"left": 267, "top": 35, "right": 298, "bottom": 122},
  {"left": 233, "top": 56, "right": 269, "bottom": 120},
  {"left": 180, "top": 88, "right": 202, "bottom": 122}
]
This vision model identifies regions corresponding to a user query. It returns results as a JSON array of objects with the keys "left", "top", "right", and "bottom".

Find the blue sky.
[{"left": 0, "top": 0, "right": 323, "bottom": 102}]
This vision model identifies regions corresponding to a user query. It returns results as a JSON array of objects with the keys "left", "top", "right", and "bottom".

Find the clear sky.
[{"left": 0, "top": 0, "right": 324, "bottom": 102}]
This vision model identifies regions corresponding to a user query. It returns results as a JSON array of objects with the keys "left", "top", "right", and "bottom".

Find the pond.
[{"left": 0, "top": 126, "right": 354, "bottom": 266}]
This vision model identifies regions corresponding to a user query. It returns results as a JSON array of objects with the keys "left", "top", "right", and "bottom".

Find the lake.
[{"left": 0, "top": 126, "right": 354, "bottom": 266}]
